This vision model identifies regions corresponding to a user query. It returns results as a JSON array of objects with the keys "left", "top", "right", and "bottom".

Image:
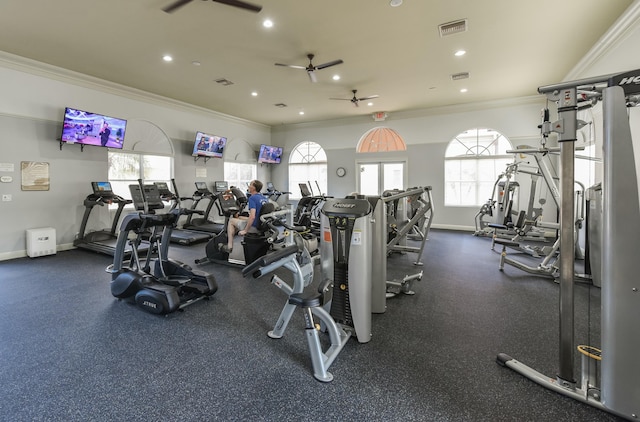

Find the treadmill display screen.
[
  {"left": 92, "top": 182, "right": 113, "bottom": 194},
  {"left": 214, "top": 181, "right": 229, "bottom": 192}
]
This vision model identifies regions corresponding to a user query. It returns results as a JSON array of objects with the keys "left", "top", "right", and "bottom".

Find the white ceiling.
[{"left": 0, "top": 0, "right": 634, "bottom": 126}]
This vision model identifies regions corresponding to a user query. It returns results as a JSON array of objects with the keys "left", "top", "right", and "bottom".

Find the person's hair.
[{"left": 252, "top": 180, "right": 263, "bottom": 192}]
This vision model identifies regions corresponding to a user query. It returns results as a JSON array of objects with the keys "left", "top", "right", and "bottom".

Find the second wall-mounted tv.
[
  {"left": 192, "top": 131, "right": 227, "bottom": 158},
  {"left": 258, "top": 144, "right": 283, "bottom": 164},
  {"left": 60, "top": 107, "right": 127, "bottom": 149}
]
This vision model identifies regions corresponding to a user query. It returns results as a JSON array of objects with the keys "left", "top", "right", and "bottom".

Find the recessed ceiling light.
[
  {"left": 251, "top": 91, "right": 258, "bottom": 97},
  {"left": 460, "top": 88, "right": 468, "bottom": 93},
  {"left": 367, "top": 102, "right": 374, "bottom": 106},
  {"left": 390, "top": 0, "right": 403, "bottom": 6},
  {"left": 192, "top": 60, "right": 201, "bottom": 66},
  {"left": 454, "top": 50, "right": 466, "bottom": 57},
  {"left": 263, "top": 19, "right": 273, "bottom": 28},
  {"left": 299, "top": 111, "right": 305, "bottom": 115},
  {"left": 162, "top": 55, "right": 173, "bottom": 62},
  {"left": 332, "top": 75, "right": 340, "bottom": 81}
]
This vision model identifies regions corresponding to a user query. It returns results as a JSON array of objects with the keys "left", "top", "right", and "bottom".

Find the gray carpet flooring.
[{"left": 0, "top": 229, "right": 624, "bottom": 421}]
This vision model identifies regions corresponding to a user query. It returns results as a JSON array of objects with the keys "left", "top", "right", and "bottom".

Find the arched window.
[
  {"left": 288, "top": 141, "right": 327, "bottom": 199},
  {"left": 444, "top": 128, "right": 513, "bottom": 206},
  {"left": 108, "top": 120, "right": 174, "bottom": 200}
]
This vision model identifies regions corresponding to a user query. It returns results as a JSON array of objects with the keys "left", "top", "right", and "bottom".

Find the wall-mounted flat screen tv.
[
  {"left": 60, "top": 107, "right": 127, "bottom": 149},
  {"left": 192, "top": 131, "right": 227, "bottom": 158},
  {"left": 258, "top": 144, "right": 283, "bottom": 164}
]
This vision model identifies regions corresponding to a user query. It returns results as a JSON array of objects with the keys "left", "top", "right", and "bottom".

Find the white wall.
[
  {"left": 0, "top": 53, "right": 271, "bottom": 259},
  {"left": 271, "top": 98, "right": 546, "bottom": 230}
]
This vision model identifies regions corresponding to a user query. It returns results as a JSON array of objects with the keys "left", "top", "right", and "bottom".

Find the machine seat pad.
[{"left": 288, "top": 291, "right": 322, "bottom": 308}]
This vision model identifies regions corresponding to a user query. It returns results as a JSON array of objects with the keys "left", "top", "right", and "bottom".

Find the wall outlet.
[{"left": 2, "top": 194, "right": 12, "bottom": 201}]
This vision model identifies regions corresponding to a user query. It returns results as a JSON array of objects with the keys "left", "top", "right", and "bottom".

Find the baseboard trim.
[
  {"left": 431, "top": 224, "right": 475, "bottom": 232},
  {"left": 0, "top": 243, "right": 75, "bottom": 261}
]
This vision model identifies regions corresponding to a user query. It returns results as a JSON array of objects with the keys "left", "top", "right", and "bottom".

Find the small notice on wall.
[
  {"left": 0, "top": 162, "right": 15, "bottom": 172},
  {"left": 21, "top": 161, "right": 50, "bottom": 191}
]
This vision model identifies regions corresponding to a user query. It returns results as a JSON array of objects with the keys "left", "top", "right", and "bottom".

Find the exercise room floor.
[{"left": 0, "top": 229, "right": 625, "bottom": 421}]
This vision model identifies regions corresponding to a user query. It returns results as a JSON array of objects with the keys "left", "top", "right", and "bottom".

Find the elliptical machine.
[{"left": 109, "top": 180, "right": 218, "bottom": 315}]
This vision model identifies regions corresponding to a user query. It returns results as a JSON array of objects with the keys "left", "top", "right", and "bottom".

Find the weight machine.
[
  {"left": 497, "top": 69, "right": 640, "bottom": 421},
  {"left": 493, "top": 147, "right": 587, "bottom": 280},
  {"left": 383, "top": 186, "right": 434, "bottom": 266}
]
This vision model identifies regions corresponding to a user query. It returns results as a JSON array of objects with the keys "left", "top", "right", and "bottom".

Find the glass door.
[{"left": 357, "top": 161, "right": 405, "bottom": 196}]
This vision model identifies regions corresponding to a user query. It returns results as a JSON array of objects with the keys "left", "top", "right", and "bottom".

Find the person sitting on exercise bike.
[{"left": 219, "top": 180, "right": 268, "bottom": 253}]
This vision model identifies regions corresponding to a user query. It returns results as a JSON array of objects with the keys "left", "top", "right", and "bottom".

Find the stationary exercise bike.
[
  {"left": 109, "top": 180, "right": 217, "bottom": 315},
  {"left": 196, "top": 187, "right": 274, "bottom": 267}
]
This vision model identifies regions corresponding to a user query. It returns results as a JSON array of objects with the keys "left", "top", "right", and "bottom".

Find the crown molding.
[{"left": 0, "top": 50, "right": 268, "bottom": 130}]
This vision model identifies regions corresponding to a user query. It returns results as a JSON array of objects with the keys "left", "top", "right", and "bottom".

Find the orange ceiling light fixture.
[{"left": 356, "top": 127, "right": 407, "bottom": 153}]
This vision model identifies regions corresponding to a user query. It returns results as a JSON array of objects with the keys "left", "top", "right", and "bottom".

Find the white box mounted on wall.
[{"left": 26, "top": 227, "right": 56, "bottom": 258}]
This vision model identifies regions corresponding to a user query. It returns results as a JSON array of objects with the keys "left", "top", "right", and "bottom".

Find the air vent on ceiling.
[
  {"left": 274, "top": 103, "right": 288, "bottom": 108},
  {"left": 451, "top": 72, "right": 470, "bottom": 81},
  {"left": 439, "top": 19, "right": 467, "bottom": 37},
  {"left": 214, "top": 78, "right": 234, "bottom": 86}
]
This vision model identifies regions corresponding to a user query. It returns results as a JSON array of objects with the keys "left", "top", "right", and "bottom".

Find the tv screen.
[
  {"left": 60, "top": 107, "right": 126, "bottom": 149},
  {"left": 192, "top": 131, "right": 227, "bottom": 158},
  {"left": 258, "top": 144, "right": 283, "bottom": 164}
]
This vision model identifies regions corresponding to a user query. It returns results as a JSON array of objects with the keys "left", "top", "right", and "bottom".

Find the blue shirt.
[{"left": 248, "top": 193, "right": 268, "bottom": 228}]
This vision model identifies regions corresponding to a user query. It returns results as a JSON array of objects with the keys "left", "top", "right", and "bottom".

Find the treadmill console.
[
  {"left": 194, "top": 181, "right": 211, "bottom": 195},
  {"left": 154, "top": 182, "right": 173, "bottom": 200},
  {"left": 129, "top": 184, "right": 165, "bottom": 212},
  {"left": 214, "top": 181, "right": 229, "bottom": 193},
  {"left": 299, "top": 183, "right": 312, "bottom": 197},
  {"left": 91, "top": 182, "right": 114, "bottom": 197}
]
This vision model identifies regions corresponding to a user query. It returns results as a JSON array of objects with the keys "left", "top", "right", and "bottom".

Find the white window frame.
[
  {"left": 224, "top": 161, "right": 257, "bottom": 193},
  {"left": 108, "top": 151, "right": 173, "bottom": 203},
  {"left": 288, "top": 142, "right": 327, "bottom": 199},
  {"left": 444, "top": 128, "right": 513, "bottom": 207}
]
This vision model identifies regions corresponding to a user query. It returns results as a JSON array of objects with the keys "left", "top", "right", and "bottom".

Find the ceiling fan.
[
  {"left": 163, "top": 0, "right": 262, "bottom": 14},
  {"left": 330, "top": 89, "right": 379, "bottom": 107},
  {"left": 275, "top": 54, "right": 344, "bottom": 83}
]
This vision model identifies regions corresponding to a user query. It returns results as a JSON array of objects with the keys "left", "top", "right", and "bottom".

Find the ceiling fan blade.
[
  {"left": 163, "top": 0, "right": 193, "bottom": 13},
  {"left": 329, "top": 98, "right": 352, "bottom": 101},
  {"left": 274, "top": 63, "right": 307, "bottom": 70},
  {"left": 212, "top": 0, "right": 262, "bottom": 13},
  {"left": 358, "top": 95, "right": 380, "bottom": 101},
  {"left": 315, "top": 59, "right": 344, "bottom": 70},
  {"left": 308, "top": 70, "right": 318, "bottom": 83}
]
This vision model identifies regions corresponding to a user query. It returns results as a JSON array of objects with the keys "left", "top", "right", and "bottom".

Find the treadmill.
[
  {"left": 181, "top": 181, "right": 226, "bottom": 234},
  {"left": 154, "top": 180, "right": 212, "bottom": 245},
  {"left": 74, "top": 181, "right": 150, "bottom": 256}
]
